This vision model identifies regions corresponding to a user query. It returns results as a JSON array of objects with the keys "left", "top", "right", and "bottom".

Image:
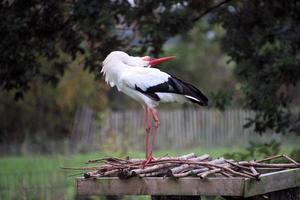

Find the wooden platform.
[{"left": 76, "top": 168, "right": 300, "bottom": 198}]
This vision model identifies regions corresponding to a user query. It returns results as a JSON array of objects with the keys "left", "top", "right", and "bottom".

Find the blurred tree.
[
  {"left": 215, "top": 0, "right": 300, "bottom": 134},
  {"left": 0, "top": 61, "right": 108, "bottom": 146},
  {"left": 0, "top": 0, "right": 230, "bottom": 145},
  {"left": 0, "top": 0, "right": 220, "bottom": 99},
  {"left": 162, "top": 20, "right": 236, "bottom": 109}
]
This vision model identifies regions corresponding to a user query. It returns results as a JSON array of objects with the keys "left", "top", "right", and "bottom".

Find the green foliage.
[
  {"left": 162, "top": 20, "right": 236, "bottom": 109},
  {"left": 0, "top": 0, "right": 216, "bottom": 98},
  {"left": 0, "top": 63, "right": 107, "bottom": 148},
  {"left": 215, "top": 0, "right": 300, "bottom": 134},
  {"left": 290, "top": 148, "right": 300, "bottom": 162},
  {"left": 210, "top": 89, "right": 233, "bottom": 111},
  {"left": 0, "top": 0, "right": 82, "bottom": 98},
  {"left": 224, "top": 140, "right": 281, "bottom": 161}
]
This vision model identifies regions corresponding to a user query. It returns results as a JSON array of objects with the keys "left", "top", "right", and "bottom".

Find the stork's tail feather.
[{"left": 170, "top": 76, "right": 208, "bottom": 106}]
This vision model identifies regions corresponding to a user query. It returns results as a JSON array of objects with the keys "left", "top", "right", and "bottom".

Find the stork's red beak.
[{"left": 144, "top": 56, "right": 175, "bottom": 67}]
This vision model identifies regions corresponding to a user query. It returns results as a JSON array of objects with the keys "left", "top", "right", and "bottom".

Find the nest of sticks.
[{"left": 66, "top": 153, "right": 300, "bottom": 180}]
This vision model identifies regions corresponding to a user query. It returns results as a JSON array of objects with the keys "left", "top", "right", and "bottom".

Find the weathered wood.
[
  {"left": 243, "top": 168, "right": 300, "bottom": 197},
  {"left": 76, "top": 169, "right": 300, "bottom": 197},
  {"left": 76, "top": 177, "right": 245, "bottom": 196}
]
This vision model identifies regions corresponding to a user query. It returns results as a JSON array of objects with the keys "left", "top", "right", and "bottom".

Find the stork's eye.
[{"left": 142, "top": 56, "right": 151, "bottom": 61}]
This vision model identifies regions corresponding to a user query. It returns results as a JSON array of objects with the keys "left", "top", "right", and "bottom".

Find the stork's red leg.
[
  {"left": 141, "top": 106, "right": 154, "bottom": 167},
  {"left": 149, "top": 108, "right": 160, "bottom": 158},
  {"left": 144, "top": 107, "right": 151, "bottom": 160}
]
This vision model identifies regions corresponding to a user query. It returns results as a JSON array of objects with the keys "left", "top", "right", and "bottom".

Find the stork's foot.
[{"left": 140, "top": 155, "right": 154, "bottom": 168}]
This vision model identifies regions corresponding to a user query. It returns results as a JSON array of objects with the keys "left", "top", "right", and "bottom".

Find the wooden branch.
[
  {"left": 238, "top": 162, "right": 300, "bottom": 168},
  {"left": 130, "top": 163, "right": 179, "bottom": 176},
  {"left": 71, "top": 153, "right": 300, "bottom": 180},
  {"left": 225, "top": 159, "right": 251, "bottom": 170},
  {"left": 167, "top": 154, "right": 210, "bottom": 176},
  {"left": 283, "top": 154, "right": 300, "bottom": 165},
  {"left": 256, "top": 155, "right": 283, "bottom": 163},
  {"left": 198, "top": 168, "right": 221, "bottom": 179},
  {"left": 250, "top": 166, "right": 259, "bottom": 176}
]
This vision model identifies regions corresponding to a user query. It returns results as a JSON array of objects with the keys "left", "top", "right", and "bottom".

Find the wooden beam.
[
  {"left": 76, "top": 177, "right": 245, "bottom": 196},
  {"left": 243, "top": 168, "right": 300, "bottom": 197},
  {"left": 76, "top": 169, "right": 300, "bottom": 197}
]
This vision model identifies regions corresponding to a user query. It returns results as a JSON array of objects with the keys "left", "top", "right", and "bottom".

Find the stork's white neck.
[
  {"left": 101, "top": 59, "right": 130, "bottom": 88},
  {"left": 101, "top": 51, "right": 148, "bottom": 88}
]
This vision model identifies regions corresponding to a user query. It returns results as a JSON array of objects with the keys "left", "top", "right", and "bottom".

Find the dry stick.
[
  {"left": 167, "top": 164, "right": 190, "bottom": 176},
  {"left": 223, "top": 167, "right": 255, "bottom": 179},
  {"left": 103, "top": 169, "right": 119, "bottom": 176},
  {"left": 88, "top": 157, "right": 127, "bottom": 164},
  {"left": 168, "top": 154, "right": 210, "bottom": 176},
  {"left": 130, "top": 163, "right": 179, "bottom": 176},
  {"left": 173, "top": 171, "right": 192, "bottom": 178},
  {"left": 283, "top": 154, "right": 300, "bottom": 165},
  {"left": 225, "top": 159, "right": 252, "bottom": 170},
  {"left": 252, "top": 167, "right": 286, "bottom": 171},
  {"left": 250, "top": 166, "right": 260, "bottom": 176},
  {"left": 189, "top": 161, "right": 256, "bottom": 179},
  {"left": 221, "top": 171, "right": 232, "bottom": 177},
  {"left": 242, "top": 170, "right": 260, "bottom": 179},
  {"left": 81, "top": 153, "right": 300, "bottom": 179},
  {"left": 173, "top": 160, "right": 228, "bottom": 178},
  {"left": 157, "top": 153, "right": 197, "bottom": 161},
  {"left": 84, "top": 170, "right": 101, "bottom": 178},
  {"left": 198, "top": 168, "right": 221, "bottom": 179},
  {"left": 174, "top": 166, "right": 213, "bottom": 178},
  {"left": 238, "top": 162, "right": 300, "bottom": 168},
  {"left": 191, "top": 167, "right": 210, "bottom": 175},
  {"left": 255, "top": 155, "right": 283, "bottom": 163},
  {"left": 178, "top": 153, "right": 197, "bottom": 159},
  {"left": 128, "top": 158, "right": 144, "bottom": 162},
  {"left": 197, "top": 162, "right": 256, "bottom": 178}
]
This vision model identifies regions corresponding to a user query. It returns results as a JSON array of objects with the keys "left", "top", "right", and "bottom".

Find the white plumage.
[
  {"left": 101, "top": 51, "right": 208, "bottom": 164},
  {"left": 102, "top": 51, "right": 204, "bottom": 108}
]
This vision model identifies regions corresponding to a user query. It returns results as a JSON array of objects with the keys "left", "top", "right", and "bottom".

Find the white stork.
[{"left": 101, "top": 51, "right": 208, "bottom": 164}]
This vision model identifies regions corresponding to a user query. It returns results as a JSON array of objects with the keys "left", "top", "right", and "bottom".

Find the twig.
[
  {"left": 256, "top": 155, "right": 283, "bottom": 163},
  {"left": 283, "top": 154, "right": 300, "bottom": 166},
  {"left": 168, "top": 154, "right": 210, "bottom": 176},
  {"left": 225, "top": 159, "right": 251, "bottom": 170},
  {"left": 250, "top": 167, "right": 260, "bottom": 176},
  {"left": 69, "top": 153, "right": 300, "bottom": 180},
  {"left": 130, "top": 163, "right": 179, "bottom": 175},
  {"left": 198, "top": 168, "right": 221, "bottom": 179},
  {"left": 238, "top": 162, "right": 300, "bottom": 168}
]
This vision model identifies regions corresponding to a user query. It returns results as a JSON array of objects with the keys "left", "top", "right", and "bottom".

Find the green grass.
[{"left": 0, "top": 145, "right": 296, "bottom": 200}]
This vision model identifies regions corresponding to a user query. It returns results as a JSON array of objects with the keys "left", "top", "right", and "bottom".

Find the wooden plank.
[
  {"left": 76, "top": 177, "right": 245, "bottom": 196},
  {"left": 76, "top": 169, "right": 300, "bottom": 197},
  {"left": 243, "top": 168, "right": 300, "bottom": 197}
]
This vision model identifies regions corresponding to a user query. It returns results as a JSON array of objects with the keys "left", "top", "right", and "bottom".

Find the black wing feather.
[{"left": 135, "top": 75, "right": 208, "bottom": 106}]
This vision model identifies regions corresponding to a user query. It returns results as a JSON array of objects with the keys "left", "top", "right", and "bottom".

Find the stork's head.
[{"left": 102, "top": 51, "right": 175, "bottom": 69}]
